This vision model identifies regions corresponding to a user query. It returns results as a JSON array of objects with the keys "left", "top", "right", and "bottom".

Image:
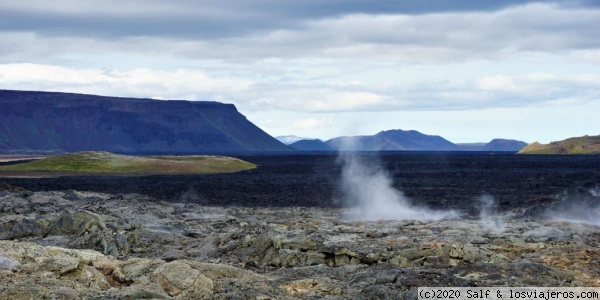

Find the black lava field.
[{"left": 4, "top": 153, "right": 600, "bottom": 217}]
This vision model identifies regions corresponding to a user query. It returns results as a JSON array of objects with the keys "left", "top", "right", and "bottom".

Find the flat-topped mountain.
[
  {"left": 326, "top": 129, "right": 458, "bottom": 151},
  {"left": 518, "top": 134, "right": 600, "bottom": 154},
  {"left": 0, "top": 90, "right": 291, "bottom": 153}
]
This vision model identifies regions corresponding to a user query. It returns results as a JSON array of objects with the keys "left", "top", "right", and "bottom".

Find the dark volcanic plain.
[
  {"left": 3, "top": 153, "right": 600, "bottom": 216},
  {"left": 2, "top": 152, "right": 600, "bottom": 298}
]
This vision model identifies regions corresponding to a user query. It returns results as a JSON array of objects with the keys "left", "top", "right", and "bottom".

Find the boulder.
[{"left": 153, "top": 261, "right": 214, "bottom": 299}]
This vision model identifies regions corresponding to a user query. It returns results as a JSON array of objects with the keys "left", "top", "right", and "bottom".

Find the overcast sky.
[{"left": 1, "top": 0, "right": 599, "bottom": 143}]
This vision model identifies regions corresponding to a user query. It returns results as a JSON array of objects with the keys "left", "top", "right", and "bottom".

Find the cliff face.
[{"left": 0, "top": 90, "right": 290, "bottom": 153}]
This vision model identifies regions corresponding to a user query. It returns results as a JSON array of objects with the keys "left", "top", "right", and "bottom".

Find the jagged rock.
[
  {"left": 280, "top": 278, "right": 344, "bottom": 298},
  {"left": 0, "top": 256, "right": 20, "bottom": 269},
  {"left": 154, "top": 261, "right": 214, "bottom": 299},
  {"left": 0, "top": 182, "right": 25, "bottom": 192},
  {"left": 1, "top": 190, "right": 599, "bottom": 298},
  {"left": 62, "top": 189, "right": 107, "bottom": 201},
  {"left": 48, "top": 210, "right": 106, "bottom": 236},
  {"left": 0, "top": 216, "right": 47, "bottom": 240}
]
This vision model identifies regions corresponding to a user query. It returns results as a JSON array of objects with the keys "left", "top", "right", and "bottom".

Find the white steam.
[
  {"left": 477, "top": 194, "right": 507, "bottom": 232},
  {"left": 549, "top": 185, "right": 600, "bottom": 226},
  {"left": 337, "top": 150, "right": 459, "bottom": 221},
  {"left": 589, "top": 185, "right": 600, "bottom": 198}
]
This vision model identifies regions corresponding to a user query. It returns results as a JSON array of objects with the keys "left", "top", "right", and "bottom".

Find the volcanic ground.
[
  {"left": 3, "top": 153, "right": 600, "bottom": 217},
  {"left": 1, "top": 153, "right": 600, "bottom": 299}
]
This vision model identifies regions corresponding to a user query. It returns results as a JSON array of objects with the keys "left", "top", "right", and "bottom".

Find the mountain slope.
[
  {"left": 0, "top": 90, "right": 291, "bottom": 153},
  {"left": 326, "top": 129, "right": 459, "bottom": 151},
  {"left": 518, "top": 135, "right": 600, "bottom": 154}
]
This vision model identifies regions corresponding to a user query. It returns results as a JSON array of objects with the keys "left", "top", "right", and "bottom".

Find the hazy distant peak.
[
  {"left": 326, "top": 129, "right": 457, "bottom": 151},
  {"left": 289, "top": 139, "right": 334, "bottom": 151},
  {"left": 276, "top": 135, "right": 312, "bottom": 145}
]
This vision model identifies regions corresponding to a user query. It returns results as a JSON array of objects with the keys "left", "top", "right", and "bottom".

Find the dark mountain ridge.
[
  {"left": 0, "top": 90, "right": 291, "bottom": 153},
  {"left": 326, "top": 129, "right": 459, "bottom": 151}
]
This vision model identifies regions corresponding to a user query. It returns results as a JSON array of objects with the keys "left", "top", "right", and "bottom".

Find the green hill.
[
  {"left": 0, "top": 151, "right": 256, "bottom": 176},
  {"left": 518, "top": 135, "right": 600, "bottom": 154}
]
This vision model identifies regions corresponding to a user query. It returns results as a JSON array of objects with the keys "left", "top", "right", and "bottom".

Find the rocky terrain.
[{"left": 1, "top": 188, "right": 599, "bottom": 299}]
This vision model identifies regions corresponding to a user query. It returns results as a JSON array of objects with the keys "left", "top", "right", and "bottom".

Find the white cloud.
[
  {"left": 1, "top": 4, "right": 600, "bottom": 64},
  {"left": 571, "top": 50, "right": 600, "bottom": 64},
  {"left": 0, "top": 63, "right": 252, "bottom": 102},
  {"left": 292, "top": 117, "right": 334, "bottom": 130},
  {"left": 1, "top": 63, "right": 599, "bottom": 114},
  {"left": 477, "top": 76, "right": 519, "bottom": 92}
]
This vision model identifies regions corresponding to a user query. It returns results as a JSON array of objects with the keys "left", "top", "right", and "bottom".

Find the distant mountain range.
[
  {"left": 518, "top": 134, "right": 600, "bottom": 154},
  {"left": 287, "top": 130, "right": 527, "bottom": 152},
  {"left": 0, "top": 89, "right": 531, "bottom": 154},
  {"left": 0, "top": 90, "right": 291, "bottom": 153},
  {"left": 457, "top": 139, "right": 528, "bottom": 152}
]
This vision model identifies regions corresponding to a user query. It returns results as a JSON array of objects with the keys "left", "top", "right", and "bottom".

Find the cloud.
[
  {"left": 292, "top": 117, "right": 334, "bottom": 130},
  {"left": 1, "top": 3, "right": 599, "bottom": 64},
  {"left": 0, "top": 0, "right": 564, "bottom": 40},
  {"left": 2, "top": 1, "right": 600, "bottom": 113},
  {"left": 2, "top": 63, "right": 598, "bottom": 114},
  {"left": 0, "top": 63, "right": 252, "bottom": 101}
]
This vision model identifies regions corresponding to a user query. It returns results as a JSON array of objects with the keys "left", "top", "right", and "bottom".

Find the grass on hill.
[
  {"left": 518, "top": 135, "right": 600, "bottom": 154},
  {"left": 0, "top": 151, "right": 256, "bottom": 176}
]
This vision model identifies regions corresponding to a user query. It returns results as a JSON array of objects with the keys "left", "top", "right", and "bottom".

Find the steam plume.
[
  {"left": 549, "top": 185, "right": 600, "bottom": 226},
  {"left": 337, "top": 148, "right": 458, "bottom": 221},
  {"left": 477, "top": 194, "right": 507, "bottom": 232}
]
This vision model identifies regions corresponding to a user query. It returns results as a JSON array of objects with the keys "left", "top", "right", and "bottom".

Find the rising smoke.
[
  {"left": 477, "top": 194, "right": 507, "bottom": 232},
  {"left": 548, "top": 185, "right": 600, "bottom": 226},
  {"left": 337, "top": 149, "right": 459, "bottom": 221}
]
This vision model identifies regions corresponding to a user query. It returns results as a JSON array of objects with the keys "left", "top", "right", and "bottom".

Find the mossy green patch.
[
  {"left": 518, "top": 135, "right": 600, "bottom": 155},
  {"left": 0, "top": 151, "right": 256, "bottom": 176}
]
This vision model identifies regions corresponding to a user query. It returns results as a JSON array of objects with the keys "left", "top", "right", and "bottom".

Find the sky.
[{"left": 1, "top": 0, "right": 599, "bottom": 143}]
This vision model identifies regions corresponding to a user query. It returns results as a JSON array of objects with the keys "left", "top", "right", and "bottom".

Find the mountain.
[
  {"left": 326, "top": 129, "right": 459, "bottom": 151},
  {"left": 289, "top": 139, "right": 334, "bottom": 151},
  {"left": 0, "top": 90, "right": 291, "bottom": 153},
  {"left": 518, "top": 135, "right": 600, "bottom": 154},
  {"left": 456, "top": 139, "right": 528, "bottom": 152},
  {"left": 276, "top": 135, "right": 309, "bottom": 145},
  {"left": 482, "top": 139, "right": 528, "bottom": 151},
  {"left": 455, "top": 143, "right": 486, "bottom": 151}
]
